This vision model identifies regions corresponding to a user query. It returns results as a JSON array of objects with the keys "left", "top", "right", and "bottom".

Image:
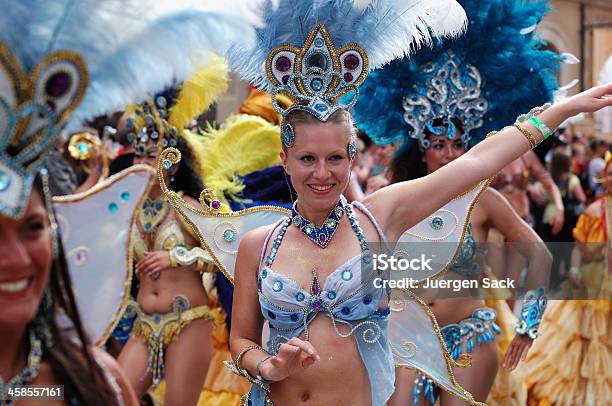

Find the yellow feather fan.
[
  {"left": 182, "top": 114, "right": 282, "bottom": 201},
  {"left": 168, "top": 54, "right": 229, "bottom": 131}
]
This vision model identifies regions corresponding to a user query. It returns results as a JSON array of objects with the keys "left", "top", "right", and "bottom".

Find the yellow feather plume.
[
  {"left": 168, "top": 54, "right": 229, "bottom": 131},
  {"left": 183, "top": 114, "right": 282, "bottom": 200}
]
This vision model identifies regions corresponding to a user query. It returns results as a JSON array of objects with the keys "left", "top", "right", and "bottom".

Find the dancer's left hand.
[
  {"left": 502, "top": 334, "right": 533, "bottom": 371},
  {"left": 135, "top": 251, "right": 172, "bottom": 278}
]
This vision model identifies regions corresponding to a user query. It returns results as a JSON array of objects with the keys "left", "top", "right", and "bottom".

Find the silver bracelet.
[{"left": 256, "top": 355, "right": 273, "bottom": 384}]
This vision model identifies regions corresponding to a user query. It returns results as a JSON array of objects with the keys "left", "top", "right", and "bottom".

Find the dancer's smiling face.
[
  {"left": 281, "top": 114, "right": 352, "bottom": 212},
  {"left": 0, "top": 188, "right": 52, "bottom": 328}
]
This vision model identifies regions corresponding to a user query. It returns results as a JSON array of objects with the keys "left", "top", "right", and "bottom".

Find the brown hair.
[
  {"left": 282, "top": 109, "right": 357, "bottom": 154},
  {"left": 32, "top": 177, "right": 120, "bottom": 406}
]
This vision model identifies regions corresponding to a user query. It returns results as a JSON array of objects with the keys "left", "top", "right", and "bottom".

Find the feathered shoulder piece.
[
  {"left": 182, "top": 114, "right": 282, "bottom": 201},
  {"left": 353, "top": 0, "right": 561, "bottom": 148},
  {"left": 0, "top": 0, "right": 258, "bottom": 218}
]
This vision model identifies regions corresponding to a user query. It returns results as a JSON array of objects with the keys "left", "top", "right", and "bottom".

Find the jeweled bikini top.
[{"left": 257, "top": 197, "right": 390, "bottom": 349}]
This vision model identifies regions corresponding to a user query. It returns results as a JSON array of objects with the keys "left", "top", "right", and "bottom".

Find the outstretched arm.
[{"left": 364, "top": 84, "right": 612, "bottom": 242}]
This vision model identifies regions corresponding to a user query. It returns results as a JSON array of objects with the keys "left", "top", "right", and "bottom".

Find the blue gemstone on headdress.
[
  {"left": 121, "top": 192, "right": 130, "bottom": 201},
  {"left": 108, "top": 203, "right": 118, "bottom": 213},
  {"left": 261, "top": 269, "right": 268, "bottom": 279},
  {"left": 314, "top": 37, "right": 324, "bottom": 47},
  {"left": 169, "top": 138, "right": 177, "bottom": 147},
  {"left": 273, "top": 281, "right": 283, "bottom": 292},
  {"left": 363, "top": 294, "right": 372, "bottom": 305},
  {"left": 290, "top": 314, "right": 299, "bottom": 322},
  {"left": 341, "top": 270, "right": 352, "bottom": 281},
  {"left": 314, "top": 103, "right": 328, "bottom": 112},
  {"left": 162, "top": 159, "right": 172, "bottom": 170},
  {"left": 267, "top": 310, "right": 276, "bottom": 319},
  {"left": 327, "top": 291, "right": 336, "bottom": 300},
  {"left": 341, "top": 306, "right": 351, "bottom": 315},
  {"left": 296, "top": 292, "right": 305, "bottom": 301},
  {"left": 0, "top": 171, "right": 11, "bottom": 192},
  {"left": 311, "top": 78, "right": 323, "bottom": 91}
]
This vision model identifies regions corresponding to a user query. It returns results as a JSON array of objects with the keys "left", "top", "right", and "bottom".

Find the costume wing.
[
  {"left": 159, "top": 146, "right": 288, "bottom": 283},
  {"left": 388, "top": 178, "right": 491, "bottom": 406},
  {"left": 52, "top": 165, "right": 153, "bottom": 345},
  {"left": 163, "top": 191, "right": 288, "bottom": 283},
  {"left": 393, "top": 179, "right": 489, "bottom": 282}
]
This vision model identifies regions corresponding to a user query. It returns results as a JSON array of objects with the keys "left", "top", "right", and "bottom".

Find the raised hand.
[
  {"left": 259, "top": 337, "right": 320, "bottom": 382},
  {"left": 502, "top": 334, "right": 533, "bottom": 371},
  {"left": 135, "top": 251, "right": 173, "bottom": 279},
  {"left": 563, "top": 82, "right": 612, "bottom": 116}
]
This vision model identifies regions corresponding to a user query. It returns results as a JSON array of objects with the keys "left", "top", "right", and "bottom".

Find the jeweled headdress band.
[{"left": 266, "top": 23, "right": 367, "bottom": 160}]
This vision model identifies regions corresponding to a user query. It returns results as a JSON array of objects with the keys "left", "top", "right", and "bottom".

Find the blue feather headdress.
[
  {"left": 353, "top": 0, "right": 561, "bottom": 149},
  {"left": 227, "top": 0, "right": 469, "bottom": 155},
  {"left": 0, "top": 0, "right": 258, "bottom": 218}
]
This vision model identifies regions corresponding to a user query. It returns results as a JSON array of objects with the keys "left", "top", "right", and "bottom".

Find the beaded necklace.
[
  {"left": 291, "top": 196, "right": 346, "bottom": 248},
  {"left": 0, "top": 331, "right": 43, "bottom": 405}
]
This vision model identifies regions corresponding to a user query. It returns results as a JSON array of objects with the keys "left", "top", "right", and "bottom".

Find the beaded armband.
[
  {"left": 169, "top": 246, "right": 215, "bottom": 272},
  {"left": 514, "top": 287, "right": 547, "bottom": 339},
  {"left": 515, "top": 103, "right": 553, "bottom": 147}
]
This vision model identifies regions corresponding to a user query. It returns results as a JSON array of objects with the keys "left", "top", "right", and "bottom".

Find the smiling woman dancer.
[
  {"left": 220, "top": 2, "right": 612, "bottom": 405},
  {"left": 353, "top": 1, "right": 561, "bottom": 404},
  {"left": 0, "top": 0, "right": 261, "bottom": 404}
]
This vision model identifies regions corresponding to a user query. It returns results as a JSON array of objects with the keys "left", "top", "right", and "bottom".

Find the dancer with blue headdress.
[
  {"left": 354, "top": 1, "right": 563, "bottom": 404},
  {"left": 0, "top": 0, "right": 260, "bottom": 404}
]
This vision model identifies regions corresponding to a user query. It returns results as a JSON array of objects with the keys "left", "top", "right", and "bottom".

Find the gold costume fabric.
[{"left": 525, "top": 209, "right": 611, "bottom": 406}]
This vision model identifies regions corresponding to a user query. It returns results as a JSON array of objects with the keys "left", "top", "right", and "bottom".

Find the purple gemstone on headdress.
[
  {"left": 45, "top": 72, "right": 71, "bottom": 98},
  {"left": 276, "top": 56, "right": 291, "bottom": 72},
  {"left": 343, "top": 54, "right": 359, "bottom": 70},
  {"left": 344, "top": 72, "right": 354, "bottom": 83},
  {"left": 319, "top": 234, "right": 326, "bottom": 244},
  {"left": 46, "top": 100, "right": 56, "bottom": 112},
  {"left": 211, "top": 200, "right": 221, "bottom": 210},
  {"left": 281, "top": 75, "right": 290, "bottom": 85},
  {"left": 312, "top": 300, "right": 321, "bottom": 312}
]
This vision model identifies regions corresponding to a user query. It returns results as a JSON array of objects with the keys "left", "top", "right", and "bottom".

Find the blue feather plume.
[
  {"left": 0, "top": 0, "right": 260, "bottom": 130},
  {"left": 352, "top": 0, "right": 561, "bottom": 147},
  {"left": 228, "top": 0, "right": 468, "bottom": 91}
]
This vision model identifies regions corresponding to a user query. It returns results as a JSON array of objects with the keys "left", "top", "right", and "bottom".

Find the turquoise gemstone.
[
  {"left": 0, "top": 170, "right": 10, "bottom": 192},
  {"left": 261, "top": 269, "right": 268, "bottom": 279},
  {"left": 327, "top": 291, "right": 336, "bottom": 300},
  {"left": 77, "top": 142, "right": 89, "bottom": 154},
  {"left": 162, "top": 159, "right": 172, "bottom": 170},
  {"left": 108, "top": 202, "right": 118, "bottom": 213},
  {"left": 314, "top": 37, "right": 324, "bottom": 47},
  {"left": 341, "top": 270, "right": 352, "bottom": 281},
  {"left": 223, "top": 229, "right": 236, "bottom": 242},
  {"left": 296, "top": 292, "right": 305, "bottom": 301},
  {"left": 430, "top": 216, "right": 444, "bottom": 230},
  {"left": 273, "top": 281, "right": 283, "bottom": 292},
  {"left": 121, "top": 192, "right": 130, "bottom": 201},
  {"left": 305, "top": 226, "right": 313, "bottom": 234},
  {"left": 314, "top": 103, "right": 328, "bottom": 112},
  {"left": 310, "top": 78, "right": 323, "bottom": 91}
]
